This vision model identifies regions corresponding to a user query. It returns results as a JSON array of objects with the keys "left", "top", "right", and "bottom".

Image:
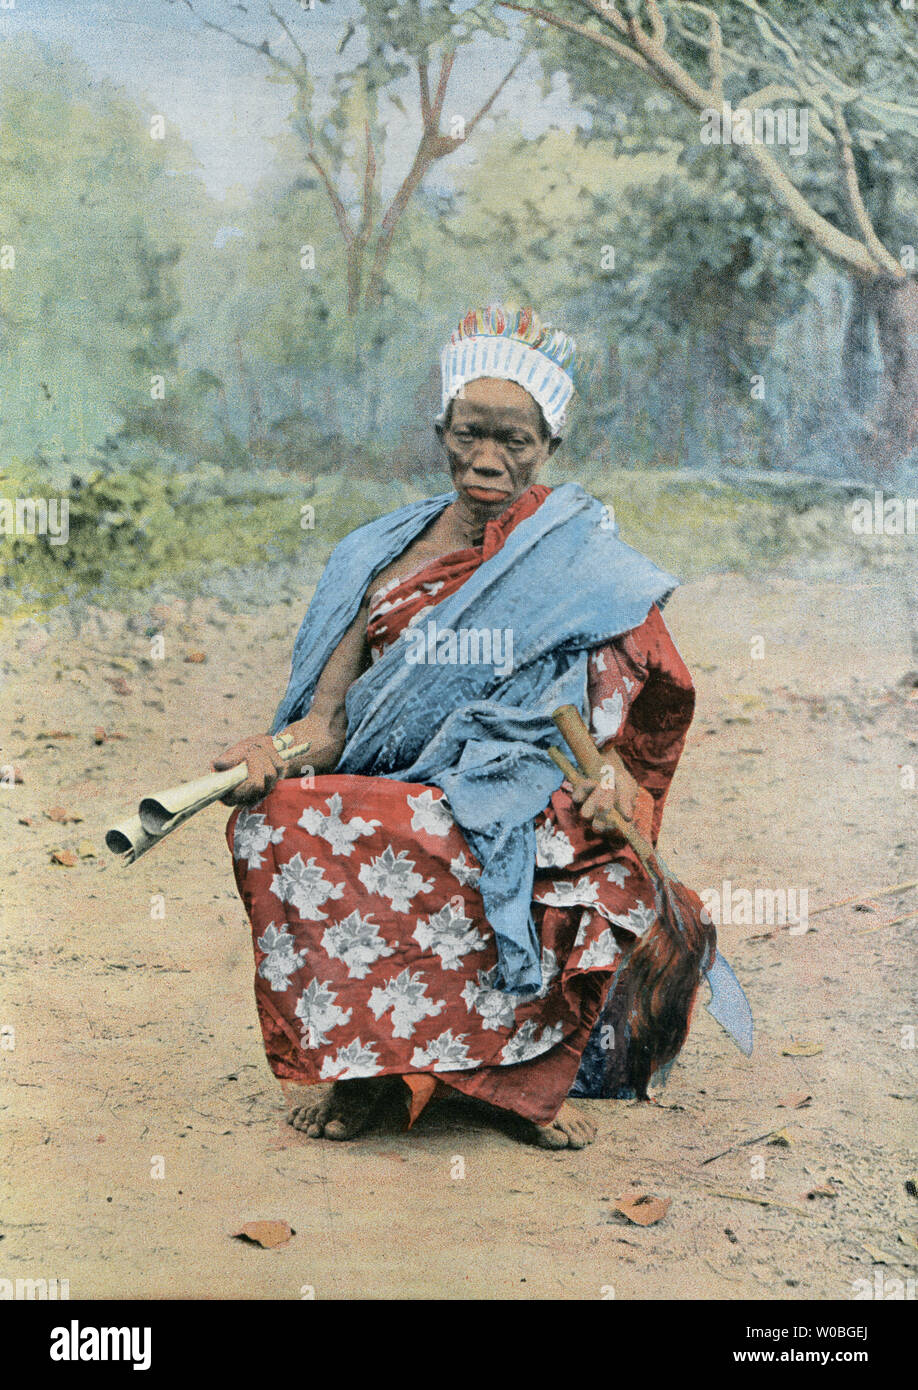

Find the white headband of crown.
[{"left": 438, "top": 335, "right": 574, "bottom": 438}]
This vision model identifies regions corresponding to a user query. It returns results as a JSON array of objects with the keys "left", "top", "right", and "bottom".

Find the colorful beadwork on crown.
[{"left": 438, "top": 304, "right": 576, "bottom": 438}]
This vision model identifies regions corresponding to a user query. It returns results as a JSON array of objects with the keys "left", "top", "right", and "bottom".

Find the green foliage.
[
  {"left": 0, "top": 36, "right": 212, "bottom": 476},
  {"left": 1, "top": 457, "right": 879, "bottom": 618},
  {"left": 563, "top": 463, "right": 848, "bottom": 579},
  {"left": 2, "top": 0, "right": 916, "bottom": 620},
  {"left": 530, "top": 0, "right": 918, "bottom": 261},
  {"left": 0, "top": 459, "right": 420, "bottom": 609}
]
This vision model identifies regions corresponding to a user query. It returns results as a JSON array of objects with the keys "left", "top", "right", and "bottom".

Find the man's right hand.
[{"left": 213, "top": 734, "right": 285, "bottom": 806}]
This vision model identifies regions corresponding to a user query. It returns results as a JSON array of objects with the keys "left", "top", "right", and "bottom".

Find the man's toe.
[
  {"left": 533, "top": 1102, "right": 598, "bottom": 1150},
  {"left": 570, "top": 1116, "right": 597, "bottom": 1146},
  {"left": 289, "top": 1098, "right": 330, "bottom": 1135},
  {"left": 534, "top": 1122, "right": 568, "bottom": 1149},
  {"left": 323, "top": 1118, "right": 352, "bottom": 1140}
]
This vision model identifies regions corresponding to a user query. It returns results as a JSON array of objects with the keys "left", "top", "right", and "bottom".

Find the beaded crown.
[{"left": 438, "top": 305, "right": 576, "bottom": 438}]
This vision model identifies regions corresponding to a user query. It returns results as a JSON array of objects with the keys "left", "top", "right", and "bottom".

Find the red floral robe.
[{"left": 228, "top": 486, "right": 695, "bottom": 1124}]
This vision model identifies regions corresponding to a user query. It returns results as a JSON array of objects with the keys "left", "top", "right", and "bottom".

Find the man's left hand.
[
  {"left": 569, "top": 778, "right": 626, "bottom": 837},
  {"left": 568, "top": 764, "right": 652, "bottom": 841}
]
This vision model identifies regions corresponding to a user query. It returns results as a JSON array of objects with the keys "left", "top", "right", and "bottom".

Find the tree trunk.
[
  {"left": 864, "top": 277, "right": 918, "bottom": 671},
  {"left": 840, "top": 276, "right": 918, "bottom": 669},
  {"left": 865, "top": 276, "right": 918, "bottom": 475},
  {"left": 842, "top": 278, "right": 875, "bottom": 415}
]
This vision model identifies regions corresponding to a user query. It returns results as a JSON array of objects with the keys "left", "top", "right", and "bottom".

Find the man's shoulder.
[{"left": 330, "top": 492, "right": 455, "bottom": 557}]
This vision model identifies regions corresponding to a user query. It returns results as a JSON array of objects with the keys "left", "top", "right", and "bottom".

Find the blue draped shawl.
[{"left": 272, "top": 482, "right": 677, "bottom": 994}]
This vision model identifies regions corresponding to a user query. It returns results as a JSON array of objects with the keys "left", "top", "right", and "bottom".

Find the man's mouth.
[{"left": 464, "top": 485, "right": 510, "bottom": 503}]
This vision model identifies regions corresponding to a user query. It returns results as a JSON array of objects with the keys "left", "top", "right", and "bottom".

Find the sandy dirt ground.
[{"left": 1, "top": 567, "right": 916, "bottom": 1301}]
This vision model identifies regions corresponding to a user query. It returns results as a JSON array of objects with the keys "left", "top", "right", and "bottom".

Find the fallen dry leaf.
[
  {"left": 93, "top": 727, "right": 107, "bottom": 744},
  {"left": 777, "top": 1093, "right": 812, "bottom": 1108},
  {"left": 50, "top": 850, "right": 78, "bottom": 867},
  {"left": 614, "top": 1192, "right": 671, "bottom": 1227},
  {"left": 18, "top": 815, "right": 38, "bottom": 826},
  {"left": 898, "top": 1230, "right": 918, "bottom": 1251},
  {"left": 184, "top": 651, "right": 207, "bottom": 664},
  {"left": 861, "top": 1244, "right": 891, "bottom": 1264},
  {"left": 782, "top": 1041, "right": 824, "bottom": 1057},
  {"left": 77, "top": 840, "right": 96, "bottom": 859},
  {"left": 232, "top": 1221, "right": 294, "bottom": 1249},
  {"left": 105, "top": 676, "right": 133, "bottom": 696},
  {"left": 768, "top": 1128, "right": 793, "bottom": 1147},
  {"left": 46, "top": 806, "right": 84, "bottom": 824},
  {"left": 804, "top": 1185, "right": 837, "bottom": 1200},
  {"left": 36, "top": 730, "right": 73, "bottom": 741}
]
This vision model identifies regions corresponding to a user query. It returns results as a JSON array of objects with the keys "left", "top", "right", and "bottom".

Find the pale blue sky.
[{"left": 4, "top": 0, "right": 579, "bottom": 202}]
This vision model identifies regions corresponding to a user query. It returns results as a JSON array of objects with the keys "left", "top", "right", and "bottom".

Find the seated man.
[{"left": 216, "top": 305, "right": 722, "bottom": 1150}]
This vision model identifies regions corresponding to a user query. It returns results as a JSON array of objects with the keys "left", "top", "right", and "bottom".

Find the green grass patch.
[
  {"left": 0, "top": 459, "right": 891, "bottom": 619},
  {"left": 0, "top": 460, "right": 423, "bottom": 613}
]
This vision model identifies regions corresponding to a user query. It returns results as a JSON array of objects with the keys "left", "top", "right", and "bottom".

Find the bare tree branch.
[
  {"left": 831, "top": 98, "right": 903, "bottom": 278},
  {"left": 740, "top": 84, "right": 834, "bottom": 144},
  {"left": 196, "top": 11, "right": 300, "bottom": 81},
  {"left": 366, "top": 50, "right": 522, "bottom": 301},
  {"left": 668, "top": 3, "right": 783, "bottom": 84},
  {"left": 365, "top": 151, "right": 432, "bottom": 303},
  {"left": 645, "top": 0, "right": 667, "bottom": 45},
  {"left": 432, "top": 50, "right": 456, "bottom": 121},
  {"left": 268, "top": 3, "right": 311, "bottom": 67},
  {"left": 306, "top": 152, "right": 355, "bottom": 247},
  {"left": 497, "top": 0, "right": 906, "bottom": 281},
  {"left": 176, "top": 0, "right": 358, "bottom": 254},
  {"left": 859, "top": 90, "right": 918, "bottom": 121},
  {"left": 735, "top": 0, "right": 918, "bottom": 118},
  {"left": 178, "top": 3, "right": 312, "bottom": 108},
  {"left": 579, "top": 0, "right": 630, "bottom": 37},
  {"left": 499, "top": 2, "right": 654, "bottom": 75},
  {"left": 418, "top": 59, "right": 432, "bottom": 127},
  {"left": 697, "top": 2, "right": 722, "bottom": 100},
  {"left": 357, "top": 120, "right": 377, "bottom": 248},
  {"left": 736, "top": 136, "right": 899, "bottom": 280},
  {"left": 621, "top": 4, "right": 710, "bottom": 108},
  {"left": 465, "top": 56, "right": 525, "bottom": 138},
  {"left": 735, "top": 0, "right": 802, "bottom": 67}
]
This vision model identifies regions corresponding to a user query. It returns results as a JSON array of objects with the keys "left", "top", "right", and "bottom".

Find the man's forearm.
[
  {"left": 278, "top": 709, "right": 348, "bottom": 776},
  {"left": 273, "top": 594, "right": 369, "bottom": 777}
]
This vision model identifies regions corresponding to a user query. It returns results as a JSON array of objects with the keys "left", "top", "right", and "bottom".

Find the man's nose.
[{"left": 468, "top": 440, "right": 507, "bottom": 473}]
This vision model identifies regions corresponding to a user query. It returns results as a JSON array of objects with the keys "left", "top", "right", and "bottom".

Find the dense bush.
[{"left": 0, "top": 460, "right": 421, "bottom": 608}]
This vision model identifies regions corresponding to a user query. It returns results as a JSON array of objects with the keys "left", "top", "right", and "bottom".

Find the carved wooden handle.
[{"left": 552, "top": 704, "right": 606, "bottom": 779}]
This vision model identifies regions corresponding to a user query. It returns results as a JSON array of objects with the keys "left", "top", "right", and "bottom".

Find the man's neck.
[{"left": 447, "top": 493, "right": 519, "bottom": 547}]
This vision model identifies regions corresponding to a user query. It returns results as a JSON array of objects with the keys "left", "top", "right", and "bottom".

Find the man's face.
[{"left": 438, "top": 377, "right": 557, "bottom": 517}]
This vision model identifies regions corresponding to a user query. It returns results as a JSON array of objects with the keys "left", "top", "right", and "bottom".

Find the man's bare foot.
[
  {"left": 287, "top": 1077, "right": 396, "bottom": 1140},
  {"left": 531, "top": 1100, "right": 597, "bottom": 1150}
]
